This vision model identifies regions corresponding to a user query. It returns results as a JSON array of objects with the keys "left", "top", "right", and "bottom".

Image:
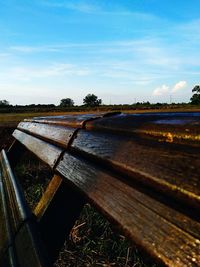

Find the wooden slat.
[
  {"left": 71, "top": 129, "right": 200, "bottom": 209},
  {"left": 13, "top": 130, "right": 63, "bottom": 169},
  {"left": 17, "top": 122, "right": 77, "bottom": 148},
  {"left": 56, "top": 152, "right": 200, "bottom": 266},
  {"left": 85, "top": 113, "right": 200, "bottom": 146}
]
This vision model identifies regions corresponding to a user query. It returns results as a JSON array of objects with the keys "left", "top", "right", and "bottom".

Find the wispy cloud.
[
  {"left": 153, "top": 81, "right": 188, "bottom": 96},
  {"left": 171, "top": 81, "right": 187, "bottom": 93}
]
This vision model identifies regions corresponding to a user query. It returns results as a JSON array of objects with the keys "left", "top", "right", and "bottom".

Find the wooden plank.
[
  {"left": 71, "top": 129, "right": 200, "bottom": 210},
  {"left": 85, "top": 113, "right": 200, "bottom": 146},
  {"left": 35, "top": 175, "right": 85, "bottom": 263},
  {"left": 56, "top": 152, "right": 200, "bottom": 266},
  {"left": 0, "top": 150, "right": 32, "bottom": 234},
  {"left": 13, "top": 130, "right": 63, "bottom": 169},
  {"left": 17, "top": 122, "right": 77, "bottom": 149}
]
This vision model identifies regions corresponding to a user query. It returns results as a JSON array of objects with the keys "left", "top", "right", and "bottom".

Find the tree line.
[{"left": 0, "top": 86, "right": 200, "bottom": 109}]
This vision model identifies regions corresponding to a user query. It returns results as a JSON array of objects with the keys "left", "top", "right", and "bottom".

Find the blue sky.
[{"left": 0, "top": 0, "right": 199, "bottom": 105}]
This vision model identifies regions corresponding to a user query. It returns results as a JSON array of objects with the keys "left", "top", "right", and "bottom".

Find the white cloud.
[
  {"left": 171, "top": 80, "right": 187, "bottom": 93},
  {"left": 152, "top": 85, "right": 169, "bottom": 96}
]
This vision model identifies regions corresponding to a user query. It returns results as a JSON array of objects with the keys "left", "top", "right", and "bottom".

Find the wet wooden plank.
[
  {"left": 17, "top": 122, "right": 76, "bottom": 149},
  {"left": 71, "top": 129, "right": 200, "bottom": 209},
  {"left": 13, "top": 130, "right": 63, "bottom": 169},
  {"left": 85, "top": 113, "right": 200, "bottom": 146},
  {"left": 56, "top": 152, "right": 200, "bottom": 266}
]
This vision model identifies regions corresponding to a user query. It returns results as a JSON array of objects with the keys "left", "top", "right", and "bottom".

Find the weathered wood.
[
  {"left": 56, "top": 152, "right": 200, "bottom": 267},
  {"left": 71, "top": 129, "right": 200, "bottom": 210},
  {"left": 35, "top": 174, "right": 86, "bottom": 263},
  {"left": 13, "top": 130, "right": 63, "bottom": 168},
  {"left": 17, "top": 122, "right": 77, "bottom": 149}
]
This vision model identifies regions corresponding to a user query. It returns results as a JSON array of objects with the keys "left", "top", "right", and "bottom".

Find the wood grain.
[
  {"left": 71, "top": 129, "right": 200, "bottom": 209},
  {"left": 56, "top": 152, "right": 200, "bottom": 266},
  {"left": 18, "top": 122, "right": 76, "bottom": 148},
  {"left": 13, "top": 130, "right": 63, "bottom": 168}
]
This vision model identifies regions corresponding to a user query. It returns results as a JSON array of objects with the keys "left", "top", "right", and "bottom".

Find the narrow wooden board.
[
  {"left": 17, "top": 122, "right": 76, "bottom": 149},
  {"left": 56, "top": 152, "right": 200, "bottom": 266},
  {"left": 13, "top": 130, "right": 63, "bottom": 169},
  {"left": 71, "top": 129, "right": 200, "bottom": 209}
]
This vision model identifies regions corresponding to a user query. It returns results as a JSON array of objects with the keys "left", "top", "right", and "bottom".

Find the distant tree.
[
  {"left": 83, "top": 94, "right": 102, "bottom": 107},
  {"left": 60, "top": 98, "right": 74, "bottom": 107},
  {"left": 190, "top": 85, "right": 200, "bottom": 105},
  {"left": 0, "top": 100, "right": 9, "bottom": 106}
]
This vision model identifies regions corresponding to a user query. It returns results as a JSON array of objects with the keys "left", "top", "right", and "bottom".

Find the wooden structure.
[{"left": 0, "top": 111, "right": 200, "bottom": 266}]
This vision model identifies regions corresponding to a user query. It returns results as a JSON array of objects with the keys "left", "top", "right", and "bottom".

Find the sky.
[{"left": 0, "top": 0, "right": 199, "bottom": 105}]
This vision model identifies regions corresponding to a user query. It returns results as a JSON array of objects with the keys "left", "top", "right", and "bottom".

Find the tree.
[
  {"left": 190, "top": 85, "right": 200, "bottom": 105},
  {"left": 83, "top": 94, "right": 102, "bottom": 107},
  {"left": 60, "top": 98, "right": 74, "bottom": 107},
  {"left": 0, "top": 100, "right": 9, "bottom": 107}
]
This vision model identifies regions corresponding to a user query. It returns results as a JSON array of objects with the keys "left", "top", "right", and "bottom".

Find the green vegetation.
[
  {"left": 83, "top": 93, "right": 102, "bottom": 107},
  {"left": 60, "top": 98, "right": 74, "bottom": 107},
  {"left": 190, "top": 85, "right": 200, "bottom": 105}
]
